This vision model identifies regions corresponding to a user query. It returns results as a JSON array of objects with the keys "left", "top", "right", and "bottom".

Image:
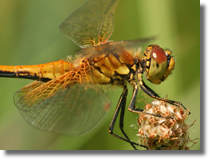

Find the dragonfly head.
[{"left": 142, "top": 44, "right": 175, "bottom": 84}]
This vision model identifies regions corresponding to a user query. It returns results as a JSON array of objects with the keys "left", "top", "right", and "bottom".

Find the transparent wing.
[
  {"left": 114, "top": 37, "right": 157, "bottom": 49},
  {"left": 76, "top": 37, "right": 156, "bottom": 57},
  {"left": 59, "top": 0, "right": 120, "bottom": 48},
  {"left": 13, "top": 76, "right": 111, "bottom": 135}
]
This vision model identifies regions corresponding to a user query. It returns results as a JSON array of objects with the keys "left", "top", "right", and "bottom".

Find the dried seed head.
[{"left": 137, "top": 99, "right": 197, "bottom": 150}]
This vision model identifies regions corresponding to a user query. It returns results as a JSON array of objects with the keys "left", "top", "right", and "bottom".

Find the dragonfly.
[{"left": 0, "top": 0, "right": 185, "bottom": 150}]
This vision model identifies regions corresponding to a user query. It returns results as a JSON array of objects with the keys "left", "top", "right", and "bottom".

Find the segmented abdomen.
[{"left": 0, "top": 60, "right": 73, "bottom": 81}]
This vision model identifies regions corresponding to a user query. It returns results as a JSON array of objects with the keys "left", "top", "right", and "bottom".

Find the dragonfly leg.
[
  {"left": 136, "top": 68, "right": 188, "bottom": 112},
  {"left": 128, "top": 81, "right": 174, "bottom": 119},
  {"left": 108, "top": 81, "right": 148, "bottom": 150},
  {"left": 139, "top": 79, "right": 188, "bottom": 111}
]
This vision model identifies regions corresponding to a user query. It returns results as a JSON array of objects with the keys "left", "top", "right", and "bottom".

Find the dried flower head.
[{"left": 137, "top": 99, "right": 197, "bottom": 150}]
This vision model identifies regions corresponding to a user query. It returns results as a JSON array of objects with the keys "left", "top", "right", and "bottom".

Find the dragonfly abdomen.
[{"left": 0, "top": 60, "right": 73, "bottom": 82}]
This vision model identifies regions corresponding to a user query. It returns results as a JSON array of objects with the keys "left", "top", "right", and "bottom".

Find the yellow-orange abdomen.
[{"left": 0, "top": 60, "right": 73, "bottom": 81}]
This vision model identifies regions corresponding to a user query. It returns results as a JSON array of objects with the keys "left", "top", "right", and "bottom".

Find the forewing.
[
  {"left": 76, "top": 36, "right": 156, "bottom": 57},
  {"left": 14, "top": 79, "right": 111, "bottom": 135},
  {"left": 59, "top": 0, "right": 120, "bottom": 48},
  {"left": 112, "top": 37, "right": 157, "bottom": 49}
]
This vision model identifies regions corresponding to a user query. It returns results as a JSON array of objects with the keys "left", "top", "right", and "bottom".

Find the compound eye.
[{"left": 151, "top": 47, "right": 167, "bottom": 64}]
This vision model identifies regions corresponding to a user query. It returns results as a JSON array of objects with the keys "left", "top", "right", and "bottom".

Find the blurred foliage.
[{"left": 0, "top": 0, "right": 199, "bottom": 150}]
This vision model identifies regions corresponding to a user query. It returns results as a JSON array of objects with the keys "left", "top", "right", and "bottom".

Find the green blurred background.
[{"left": 0, "top": 0, "right": 200, "bottom": 150}]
